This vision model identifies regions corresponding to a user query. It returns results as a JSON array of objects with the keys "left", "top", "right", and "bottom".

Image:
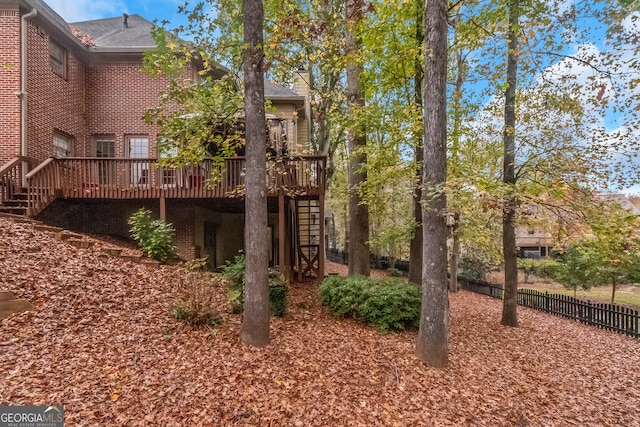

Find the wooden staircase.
[
  {"left": 293, "top": 198, "right": 322, "bottom": 279},
  {"left": 1, "top": 157, "right": 28, "bottom": 217},
  {"left": 0, "top": 187, "right": 28, "bottom": 216}
]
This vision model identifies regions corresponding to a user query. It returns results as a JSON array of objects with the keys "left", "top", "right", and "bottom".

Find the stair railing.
[
  {"left": 0, "top": 156, "right": 30, "bottom": 209},
  {"left": 25, "top": 157, "right": 58, "bottom": 217}
]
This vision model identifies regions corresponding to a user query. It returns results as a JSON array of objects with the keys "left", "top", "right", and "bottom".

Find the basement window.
[{"left": 49, "top": 39, "right": 67, "bottom": 78}]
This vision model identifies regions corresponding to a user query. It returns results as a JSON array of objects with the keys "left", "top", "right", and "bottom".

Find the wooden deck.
[
  {"left": 1, "top": 155, "right": 326, "bottom": 278},
  {"left": 19, "top": 156, "right": 325, "bottom": 216}
]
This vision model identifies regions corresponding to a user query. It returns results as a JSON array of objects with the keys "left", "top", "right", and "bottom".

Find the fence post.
[{"left": 545, "top": 292, "right": 550, "bottom": 313}]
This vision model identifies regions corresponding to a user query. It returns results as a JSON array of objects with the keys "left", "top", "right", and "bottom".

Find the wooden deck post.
[
  {"left": 278, "top": 193, "right": 286, "bottom": 276},
  {"left": 159, "top": 196, "right": 166, "bottom": 221},
  {"left": 318, "top": 193, "right": 325, "bottom": 279}
]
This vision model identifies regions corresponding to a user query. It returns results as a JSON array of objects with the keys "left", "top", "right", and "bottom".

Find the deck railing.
[
  {"left": 0, "top": 156, "right": 30, "bottom": 207},
  {"left": 26, "top": 158, "right": 58, "bottom": 217},
  {"left": 24, "top": 156, "right": 325, "bottom": 216}
]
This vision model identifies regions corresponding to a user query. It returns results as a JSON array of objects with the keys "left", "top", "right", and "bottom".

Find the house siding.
[
  {"left": 269, "top": 103, "right": 310, "bottom": 155},
  {"left": 0, "top": 8, "right": 21, "bottom": 163},
  {"left": 27, "top": 21, "right": 86, "bottom": 163}
]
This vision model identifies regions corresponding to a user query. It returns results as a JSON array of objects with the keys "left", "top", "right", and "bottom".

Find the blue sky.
[{"left": 47, "top": 0, "right": 188, "bottom": 26}]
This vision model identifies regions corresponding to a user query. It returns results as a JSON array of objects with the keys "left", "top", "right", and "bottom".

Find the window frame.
[
  {"left": 93, "top": 136, "right": 116, "bottom": 186},
  {"left": 53, "top": 132, "right": 73, "bottom": 158},
  {"left": 49, "top": 38, "right": 68, "bottom": 78},
  {"left": 126, "top": 135, "right": 150, "bottom": 186}
]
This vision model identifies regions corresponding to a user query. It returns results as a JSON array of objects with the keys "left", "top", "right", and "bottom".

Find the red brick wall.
[
  {"left": 38, "top": 199, "right": 197, "bottom": 261},
  {"left": 26, "top": 22, "right": 86, "bottom": 164},
  {"left": 0, "top": 9, "right": 21, "bottom": 164},
  {"left": 85, "top": 62, "right": 171, "bottom": 157},
  {"left": 167, "top": 204, "right": 197, "bottom": 260},
  {"left": 24, "top": 26, "right": 179, "bottom": 164}
]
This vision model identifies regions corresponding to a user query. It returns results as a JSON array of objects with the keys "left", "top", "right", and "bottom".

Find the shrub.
[
  {"left": 129, "top": 208, "right": 176, "bottom": 263},
  {"left": 221, "top": 253, "right": 289, "bottom": 317},
  {"left": 534, "top": 259, "right": 564, "bottom": 281},
  {"left": 319, "top": 275, "right": 369, "bottom": 317},
  {"left": 268, "top": 270, "right": 288, "bottom": 317},
  {"left": 459, "top": 257, "right": 486, "bottom": 281},
  {"left": 517, "top": 258, "right": 536, "bottom": 283},
  {"left": 319, "top": 275, "right": 421, "bottom": 333},
  {"left": 172, "top": 257, "right": 224, "bottom": 327},
  {"left": 221, "top": 253, "right": 246, "bottom": 313}
]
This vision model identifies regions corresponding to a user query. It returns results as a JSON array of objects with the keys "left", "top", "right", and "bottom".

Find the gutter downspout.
[{"left": 20, "top": 8, "right": 37, "bottom": 185}]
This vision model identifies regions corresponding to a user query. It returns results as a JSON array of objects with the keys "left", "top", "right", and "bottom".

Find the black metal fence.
[
  {"left": 458, "top": 276, "right": 640, "bottom": 339},
  {"left": 326, "top": 248, "right": 409, "bottom": 273}
]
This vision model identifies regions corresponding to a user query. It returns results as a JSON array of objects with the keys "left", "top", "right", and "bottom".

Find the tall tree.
[
  {"left": 241, "top": 0, "right": 270, "bottom": 346},
  {"left": 346, "top": 0, "right": 370, "bottom": 276},
  {"left": 416, "top": 0, "right": 449, "bottom": 368},
  {"left": 500, "top": 0, "right": 519, "bottom": 328},
  {"left": 408, "top": 0, "right": 425, "bottom": 285}
]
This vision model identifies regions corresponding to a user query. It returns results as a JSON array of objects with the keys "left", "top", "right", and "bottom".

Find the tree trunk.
[
  {"left": 346, "top": 0, "right": 370, "bottom": 277},
  {"left": 449, "top": 212, "right": 460, "bottom": 292},
  {"left": 611, "top": 279, "right": 617, "bottom": 304},
  {"left": 241, "top": 0, "right": 270, "bottom": 347},
  {"left": 416, "top": 0, "right": 449, "bottom": 368},
  {"left": 408, "top": 0, "right": 425, "bottom": 285},
  {"left": 449, "top": 47, "right": 465, "bottom": 293},
  {"left": 501, "top": 0, "right": 519, "bottom": 328}
]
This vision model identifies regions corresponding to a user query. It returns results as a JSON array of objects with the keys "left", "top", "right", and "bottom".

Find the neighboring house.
[
  {"left": 599, "top": 193, "right": 640, "bottom": 216},
  {"left": 515, "top": 225, "right": 556, "bottom": 258},
  {"left": 0, "top": 0, "right": 325, "bottom": 278},
  {"left": 515, "top": 194, "right": 640, "bottom": 258}
]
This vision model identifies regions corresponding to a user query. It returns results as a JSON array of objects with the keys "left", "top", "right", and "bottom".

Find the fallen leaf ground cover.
[{"left": 1, "top": 218, "right": 639, "bottom": 426}]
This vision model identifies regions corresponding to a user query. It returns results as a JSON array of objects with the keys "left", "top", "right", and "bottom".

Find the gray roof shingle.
[
  {"left": 71, "top": 14, "right": 156, "bottom": 48},
  {"left": 264, "top": 80, "right": 304, "bottom": 102}
]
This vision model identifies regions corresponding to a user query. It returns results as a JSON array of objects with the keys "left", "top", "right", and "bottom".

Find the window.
[
  {"left": 53, "top": 133, "right": 73, "bottom": 157},
  {"left": 268, "top": 119, "right": 288, "bottom": 156},
  {"left": 94, "top": 136, "right": 115, "bottom": 185},
  {"left": 49, "top": 39, "right": 67, "bottom": 78},
  {"left": 127, "top": 136, "right": 149, "bottom": 185},
  {"left": 128, "top": 136, "right": 149, "bottom": 159},
  {"left": 95, "top": 137, "right": 115, "bottom": 158},
  {"left": 159, "top": 143, "right": 178, "bottom": 187}
]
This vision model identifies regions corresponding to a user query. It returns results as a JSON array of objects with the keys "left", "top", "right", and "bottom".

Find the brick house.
[{"left": 0, "top": 0, "right": 325, "bottom": 278}]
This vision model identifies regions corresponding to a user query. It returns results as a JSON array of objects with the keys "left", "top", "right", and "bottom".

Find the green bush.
[
  {"left": 268, "top": 270, "right": 288, "bottom": 317},
  {"left": 534, "top": 259, "right": 564, "bottom": 281},
  {"left": 172, "top": 257, "right": 224, "bottom": 327},
  {"left": 221, "top": 253, "right": 246, "bottom": 313},
  {"left": 319, "top": 275, "right": 421, "bottom": 333},
  {"left": 517, "top": 258, "right": 536, "bottom": 283},
  {"left": 459, "top": 257, "right": 486, "bottom": 281},
  {"left": 319, "top": 275, "right": 369, "bottom": 317},
  {"left": 221, "top": 253, "right": 289, "bottom": 317},
  {"left": 129, "top": 208, "right": 176, "bottom": 263}
]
